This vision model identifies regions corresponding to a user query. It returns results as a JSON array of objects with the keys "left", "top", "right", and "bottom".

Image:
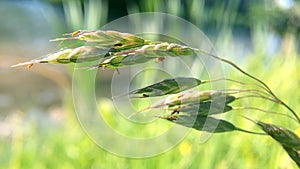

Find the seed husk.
[
  {"left": 161, "top": 115, "right": 236, "bottom": 133},
  {"left": 172, "top": 101, "right": 233, "bottom": 116},
  {"left": 257, "top": 121, "right": 300, "bottom": 150},
  {"left": 11, "top": 46, "right": 107, "bottom": 68},
  {"left": 163, "top": 90, "right": 233, "bottom": 107},
  {"left": 244, "top": 117, "right": 300, "bottom": 150},
  {"left": 129, "top": 77, "right": 202, "bottom": 98},
  {"left": 52, "top": 30, "right": 148, "bottom": 51}
]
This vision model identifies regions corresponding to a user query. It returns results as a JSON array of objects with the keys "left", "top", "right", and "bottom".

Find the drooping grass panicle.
[
  {"left": 11, "top": 30, "right": 299, "bottom": 165},
  {"left": 12, "top": 30, "right": 298, "bottom": 123}
]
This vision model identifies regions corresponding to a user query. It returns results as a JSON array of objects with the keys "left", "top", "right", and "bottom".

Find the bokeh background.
[{"left": 0, "top": 0, "right": 299, "bottom": 168}]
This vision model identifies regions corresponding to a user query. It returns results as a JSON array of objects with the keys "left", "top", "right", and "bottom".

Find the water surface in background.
[{"left": 0, "top": 1, "right": 65, "bottom": 122}]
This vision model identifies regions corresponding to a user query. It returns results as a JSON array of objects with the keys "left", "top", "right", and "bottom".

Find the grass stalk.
[{"left": 196, "top": 49, "right": 300, "bottom": 123}]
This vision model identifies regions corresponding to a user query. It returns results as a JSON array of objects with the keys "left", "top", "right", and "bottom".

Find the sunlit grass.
[
  {"left": 2, "top": 43, "right": 298, "bottom": 168},
  {"left": 1, "top": 0, "right": 299, "bottom": 168}
]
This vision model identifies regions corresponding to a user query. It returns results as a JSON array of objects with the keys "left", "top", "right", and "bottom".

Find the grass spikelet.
[
  {"left": 160, "top": 115, "right": 265, "bottom": 134},
  {"left": 244, "top": 117, "right": 300, "bottom": 150},
  {"left": 11, "top": 46, "right": 107, "bottom": 68},
  {"left": 128, "top": 77, "right": 202, "bottom": 98},
  {"left": 51, "top": 30, "right": 148, "bottom": 50},
  {"left": 173, "top": 101, "right": 233, "bottom": 116}
]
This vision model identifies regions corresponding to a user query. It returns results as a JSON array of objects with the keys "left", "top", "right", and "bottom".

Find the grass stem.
[{"left": 196, "top": 49, "right": 300, "bottom": 123}]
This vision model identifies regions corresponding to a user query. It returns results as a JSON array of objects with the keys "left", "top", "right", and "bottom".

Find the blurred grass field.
[
  {"left": 2, "top": 45, "right": 299, "bottom": 169},
  {"left": 1, "top": 0, "right": 299, "bottom": 168}
]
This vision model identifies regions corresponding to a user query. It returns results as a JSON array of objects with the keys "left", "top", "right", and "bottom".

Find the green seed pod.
[
  {"left": 164, "top": 90, "right": 232, "bottom": 107},
  {"left": 11, "top": 48, "right": 73, "bottom": 68},
  {"left": 167, "top": 43, "right": 195, "bottom": 56},
  {"left": 222, "top": 95, "right": 236, "bottom": 104},
  {"left": 131, "top": 43, "right": 195, "bottom": 57},
  {"left": 256, "top": 121, "right": 300, "bottom": 150},
  {"left": 164, "top": 115, "right": 236, "bottom": 133},
  {"left": 67, "top": 46, "right": 107, "bottom": 63},
  {"left": 177, "top": 101, "right": 233, "bottom": 116},
  {"left": 129, "top": 77, "right": 202, "bottom": 97},
  {"left": 89, "top": 54, "right": 157, "bottom": 69},
  {"left": 118, "top": 53, "right": 158, "bottom": 65},
  {"left": 52, "top": 30, "right": 148, "bottom": 50},
  {"left": 43, "top": 48, "right": 74, "bottom": 64},
  {"left": 11, "top": 46, "right": 107, "bottom": 68},
  {"left": 93, "top": 55, "right": 126, "bottom": 69}
]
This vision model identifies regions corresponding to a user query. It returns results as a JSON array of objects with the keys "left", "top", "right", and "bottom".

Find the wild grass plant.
[
  {"left": 11, "top": 29, "right": 300, "bottom": 168},
  {"left": 5, "top": 0, "right": 300, "bottom": 168}
]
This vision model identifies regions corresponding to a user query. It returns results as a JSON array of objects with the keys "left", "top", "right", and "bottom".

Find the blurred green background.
[{"left": 1, "top": 0, "right": 299, "bottom": 168}]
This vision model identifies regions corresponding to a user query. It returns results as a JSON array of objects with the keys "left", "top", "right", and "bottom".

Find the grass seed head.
[{"left": 248, "top": 119, "right": 300, "bottom": 150}]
